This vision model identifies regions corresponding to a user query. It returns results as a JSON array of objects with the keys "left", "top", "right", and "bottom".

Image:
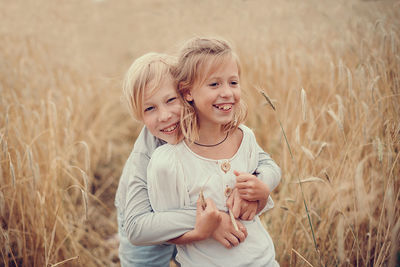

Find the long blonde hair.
[{"left": 175, "top": 37, "right": 247, "bottom": 142}]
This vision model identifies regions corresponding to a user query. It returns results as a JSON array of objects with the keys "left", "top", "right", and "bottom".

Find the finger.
[
  {"left": 221, "top": 238, "right": 232, "bottom": 249},
  {"left": 238, "top": 189, "right": 249, "bottom": 196},
  {"left": 233, "top": 170, "right": 241, "bottom": 176},
  {"left": 235, "top": 175, "right": 249, "bottom": 183},
  {"left": 239, "top": 213, "right": 247, "bottom": 221},
  {"left": 196, "top": 196, "right": 204, "bottom": 212},
  {"left": 226, "top": 194, "right": 234, "bottom": 210},
  {"left": 248, "top": 210, "right": 257, "bottom": 221},
  {"left": 241, "top": 208, "right": 252, "bottom": 220},
  {"left": 240, "top": 193, "right": 257, "bottom": 202},
  {"left": 235, "top": 182, "right": 249, "bottom": 189},
  {"left": 205, "top": 198, "right": 217, "bottom": 210},
  {"left": 233, "top": 228, "right": 246, "bottom": 242},
  {"left": 241, "top": 195, "right": 256, "bottom": 202},
  {"left": 237, "top": 221, "right": 248, "bottom": 238},
  {"left": 238, "top": 189, "right": 255, "bottom": 199},
  {"left": 225, "top": 233, "right": 240, "bottom": 247},
  {"left": 232, "top": 197, "right": 241, "bottom": 218}
]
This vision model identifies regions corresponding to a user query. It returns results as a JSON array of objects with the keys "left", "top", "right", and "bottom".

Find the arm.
[
  {"left": 237, "top": 143, "right": 281, "bottom": 214},
  {"left": 228, "top": 136, "right": 281, "bottom": 220},
  {"left": 122, "top": 129, "right": 198, "bottom": 246},
  {"left": 147, "top": 147, "right": 248, "bottom": 247},
  {"left": 170, "top": 211, "right": 248, "bottom": 248},
  {"left": 254, "top": 143, "right": 281, "bottom": 192},
  {"left": 169, "top": 198, "right": 221, "bottom": 244},
  {"left": 147, "top": 147, "right": 228, "bottom": 244},
  {"left": 124, "top": 153, "right": 243, "bottom": 246},
  {"left": 123, "top": 152, "right": 197, "bottom": 245}
]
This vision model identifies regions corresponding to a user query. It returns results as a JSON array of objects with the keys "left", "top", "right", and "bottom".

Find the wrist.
[
  {"left": 191, "top": 228, "right": 209, "bottom": 241},
  {"left": 256, "top": 198, "right": 267, "bottom": 213},
  {"left": 169, "top": 228, "right": 209, "bottom": 244}
]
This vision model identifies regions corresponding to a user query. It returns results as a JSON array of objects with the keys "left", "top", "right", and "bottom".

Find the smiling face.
[
  {"left": 185, "top": 56, "right": 240, "bottom": 131},
  {"left": 142, "top": 75, "right": 182, "bottom": 144}
]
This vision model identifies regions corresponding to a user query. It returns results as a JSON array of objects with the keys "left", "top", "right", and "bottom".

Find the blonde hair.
[
  {"left": 123, "top": 53, "right": 177, "bottom": 121},
  {"left": 175, "top": 37, "right": 247, "bottom": 142}
]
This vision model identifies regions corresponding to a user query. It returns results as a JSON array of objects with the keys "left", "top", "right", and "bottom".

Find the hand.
[
  {"left": 211, "top": 212, "right": 248, "bottom": 249},
  {"left": 194, "top": 197, "right": 221, "bottom": 240},
  {"left": 167, "top": 197, "right": 221, "bottom": 245},
  {"left": 234, "top": 170, "right": 270, "bottom": 202},
  {"left": 226, "top": 188, "right": 258, "bottom": 220}
]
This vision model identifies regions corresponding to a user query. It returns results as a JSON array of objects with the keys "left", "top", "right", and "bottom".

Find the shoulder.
[
  {"left": 151, "top": 143, "right": 177, "bottom": 158},
  {"left": 238, "top": 124, "right": 257, "bottom": 140},
  {"left": 237, "top": 124, "right": 260, "bottom": 170},
  {"left": 133, "top": 126, "right": 165, "bottom": 156},
  {"left": 149, "top": 143, "right": 182, "bottom": 171},
  {"left": 229, "top": 124, "right": 257, "bottom": 149},
  {"left": 238, "top": 124, "right": 259, "bottom": 155},
  {"left": 121, "top": 127, "right": 165, "bottom": 177}
]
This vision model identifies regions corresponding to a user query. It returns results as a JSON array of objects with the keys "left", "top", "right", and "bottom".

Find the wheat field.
[{"left": 1, "top": 0, "right": 399, "bottom": 266}]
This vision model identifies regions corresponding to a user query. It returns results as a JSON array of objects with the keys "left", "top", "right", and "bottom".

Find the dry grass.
[{"left": 1, "top": 0, "right": 399, "bottom": 266}]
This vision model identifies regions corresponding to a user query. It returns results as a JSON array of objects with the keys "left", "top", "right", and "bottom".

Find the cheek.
[
  {"left": 235, "top": 89, "right": 241, "bottom": 100},
  {"left": 143, "top": 114, "right": 157, "bottom": 134},
  {"left": 171, "top": 102, "right": 183, "bottom": 116}
]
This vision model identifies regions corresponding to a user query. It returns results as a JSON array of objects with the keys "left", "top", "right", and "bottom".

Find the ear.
[{"left": 184, "top": 91, "right": 193, "bottom": 102}]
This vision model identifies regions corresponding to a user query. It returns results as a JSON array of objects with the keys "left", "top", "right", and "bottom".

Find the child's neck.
[
  {"left": 186, "top": 125, "right": 243, "bottom": 160},
  {"left": 196, "top": 125, "right": 226, "bottom": 145}
]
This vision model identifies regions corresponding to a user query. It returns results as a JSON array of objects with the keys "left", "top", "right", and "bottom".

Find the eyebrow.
[
  {"left": 143, "top": 92, "right": 177, "bottom": 105},
  {"left": 206, "top": 74, "right": 239, "bottom": 81}
]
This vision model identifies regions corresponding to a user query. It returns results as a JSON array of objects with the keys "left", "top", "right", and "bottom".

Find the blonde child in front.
[{"left": 147, "top": 37, "right": 280, "bottom": 266}]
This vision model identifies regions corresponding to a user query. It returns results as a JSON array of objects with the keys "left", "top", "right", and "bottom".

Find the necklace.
[{"left": 193, "top": 132, "right": 229, "bottom": 147}]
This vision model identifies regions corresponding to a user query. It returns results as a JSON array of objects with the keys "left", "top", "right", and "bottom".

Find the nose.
[
  {"left": 219, "top": 83, "right": 233, "bottom": 98},
  {"left": 158, "top": 106, "right": 172, "bottom": 122}
]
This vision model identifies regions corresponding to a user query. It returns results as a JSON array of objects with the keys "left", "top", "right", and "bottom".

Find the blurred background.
[{"left": 1, "top": 0, "right": 399, "bottom": 266}]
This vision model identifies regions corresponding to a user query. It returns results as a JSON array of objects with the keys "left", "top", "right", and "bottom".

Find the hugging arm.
[
  {"left": 147, "top": 147, "right": 248, "bottom": 247},
  {"left": 168, "top": 198, "right": 222, "bottom": 244},
  {"left": 123, "top": 152, "right": 197, "bottom": 246},
  {"left": 147, "top": 149, "right": 224, "bottom": 244},
  {"left": 122, "top": 127, "right": 249, "bottom": 246}
]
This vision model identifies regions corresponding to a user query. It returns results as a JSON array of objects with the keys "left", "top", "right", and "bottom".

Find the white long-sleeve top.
[
  {"left": 115, "top": 126, "right": 281, "bottom": 246},
  {"left": 147, "top": 125, "right": 279, "bottom": 266}
]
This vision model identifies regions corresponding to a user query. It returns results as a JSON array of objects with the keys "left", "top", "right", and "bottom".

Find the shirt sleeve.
[
  {"left": 147, "top": 145, "right": 190, "bottom": 212},
  {"left": 123, "top": 144, "right": 196, "bottom": 246},
  {"left": 255, "top": 142, "right": 281, "bottom": 192},
  {"left": 257, "top": 196, "right": 275, "bottom": 215}
]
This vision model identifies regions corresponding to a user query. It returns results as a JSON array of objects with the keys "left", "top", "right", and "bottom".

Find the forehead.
[
  {"left": 200, "top": 54, "right": 239, "bottom": 81},
  {"left": 144, "top": 74, "right": 176, "bottom": 100}
]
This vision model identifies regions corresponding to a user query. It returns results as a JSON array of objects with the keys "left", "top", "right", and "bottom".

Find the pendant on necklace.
[{"left": 221, "top": 161, "right": 231, "bottom": 173}]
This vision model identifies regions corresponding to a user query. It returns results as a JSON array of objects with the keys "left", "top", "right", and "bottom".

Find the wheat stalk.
[{"left": 260, "top": 89, "right": 321, "bottom": 265}]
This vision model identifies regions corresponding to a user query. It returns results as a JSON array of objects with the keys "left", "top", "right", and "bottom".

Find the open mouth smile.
[
  {"left": 213, "top": 104, "right": 233, "bottom": 111},
  {"left": 160, "top": 122, "right": 179, "bottom": 133}
]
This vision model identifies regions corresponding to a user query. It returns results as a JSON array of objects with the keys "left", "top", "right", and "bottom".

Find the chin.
[
  {"left": 161, "top": 134, "right": 178, "bottom": 144},
  {"left": 168, "top": 139, "right": 179, "bottom": 145},
  {"left": 217, "top": 117, "right": 235, "bottom": 125}
]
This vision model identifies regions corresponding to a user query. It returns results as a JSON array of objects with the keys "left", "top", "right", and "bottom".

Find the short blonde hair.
[
  {"left": 175, "top": 37, "right": 247, "bottom": 142},
  {"left": 123, "top": 53, "right": 176, "bottom": 121}
]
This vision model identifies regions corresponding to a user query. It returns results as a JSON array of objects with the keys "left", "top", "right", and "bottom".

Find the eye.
[
  {"left": 208, "top": 82, "right": 219, "bottom": 87},
  {"left": 230, "top": 80, "right": 239, "bottom": 86},
  {"left": 167, "top": 97, "right": 177, "bottom": 103},
  {"left": 144, "top": 106, "right": 154, "bottom": 112}
]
